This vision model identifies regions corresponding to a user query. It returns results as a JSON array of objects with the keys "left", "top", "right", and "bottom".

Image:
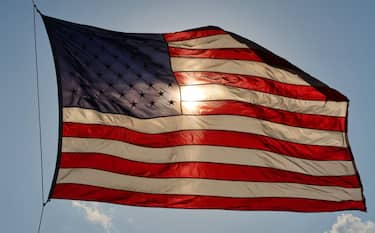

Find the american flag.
[{"left": 42, "top": 15, "right": 365, "bottom": 212}]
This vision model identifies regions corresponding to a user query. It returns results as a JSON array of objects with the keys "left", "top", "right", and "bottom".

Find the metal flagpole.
[{"left": 31, "top": 1, "right": 48, "bottom": 232}]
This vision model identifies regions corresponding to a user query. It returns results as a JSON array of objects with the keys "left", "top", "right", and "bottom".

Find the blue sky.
[{"left": 1, "top": 1, "right": 374, "bottom": 233}]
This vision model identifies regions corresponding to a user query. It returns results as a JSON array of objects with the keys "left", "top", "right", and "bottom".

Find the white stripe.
[
  {"left": 180, "top": 85, "right": 347, "bottom": 117},
  {"left": 171, "top": 57, "right": 313, "bottom": 86},
  {"left": 168, "top": 34, "right": 248, "bottom": 49},
  {"left": 62, "top": 137, "right": 355, "bottom": 176},
  {"left": 63, "top": 107, "right": 347, "bottom": 147},
  {"left": 57, "top": 168, "right": 363, "bottom": 201}
]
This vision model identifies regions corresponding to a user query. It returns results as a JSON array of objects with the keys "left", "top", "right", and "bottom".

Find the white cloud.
[
  {"left": 72, "top": 201, "right": 113, "bottom": 233},
  {"left": 325, "top": 214, "right": 375, "bottom": 233}
]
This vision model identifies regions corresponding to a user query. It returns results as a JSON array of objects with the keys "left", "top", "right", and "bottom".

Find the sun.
[{"left": 180, "top": 86, "right": 207, "bottom": 112}]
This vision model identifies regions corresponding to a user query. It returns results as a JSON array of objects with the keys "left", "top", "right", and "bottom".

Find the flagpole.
[{"left": 31, "top": 1, "right": 48, "bottom": 233}]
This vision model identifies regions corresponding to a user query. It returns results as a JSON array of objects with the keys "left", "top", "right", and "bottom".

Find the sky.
[{"left": 1, "top": 0, "right": 375, "bottom": 233}]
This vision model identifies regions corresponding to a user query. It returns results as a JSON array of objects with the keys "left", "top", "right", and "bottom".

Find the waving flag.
[{"left": 42, "top": 14, "right": 365, "bottom": 212}]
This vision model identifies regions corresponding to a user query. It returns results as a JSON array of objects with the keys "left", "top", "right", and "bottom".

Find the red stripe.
[
  {"left": 169, "top": 47, "right": 264, "bottom": 62},
  {"left": 60, "top": 153, "right": 360, "bottom": 188},
  {"left": 164, "top": 29, "right": 226, "bottom": 42},
  {"left": 175, "top": 71, "right": 348, "bottom": 101},
  {"left": 52, "top": 184, "right": 366, "bottom": 212},
  {"left": 181, "top": 100, "right": 345, "bottom": 131},
  {"left": 63, "top": 123, "right": 351, "bottom": 161}
]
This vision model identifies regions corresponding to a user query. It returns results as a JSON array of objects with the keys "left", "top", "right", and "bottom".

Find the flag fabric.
[{"left": 42, "top": 14, "right": 366, "bottom": 212}]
